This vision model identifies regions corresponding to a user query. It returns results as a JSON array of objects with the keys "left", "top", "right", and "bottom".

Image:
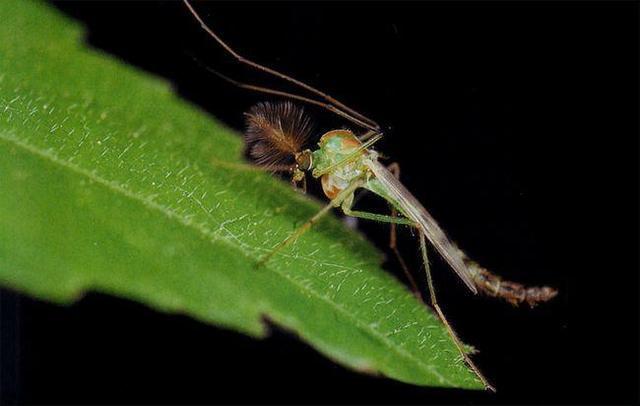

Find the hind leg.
[
  {"left": 419, "top": 232, "right": 495, "bottom": 391},
  {"left": 386, "top": 163, "right": 422, "bottom": 299}
]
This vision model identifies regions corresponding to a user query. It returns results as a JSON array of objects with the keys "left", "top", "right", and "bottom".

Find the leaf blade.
[{"left": 0, "top": 0, "right": 483, "bottom": 389}]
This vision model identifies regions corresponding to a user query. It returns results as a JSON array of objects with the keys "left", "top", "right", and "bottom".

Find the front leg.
[
  {"left": 357, "top": 129, "right": 381, "bottom": 142},
  {"left": 259, "top": 178, "right": 364, "bottom": 265}
]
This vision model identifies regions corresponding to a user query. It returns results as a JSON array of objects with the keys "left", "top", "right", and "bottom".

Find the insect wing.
[{"left": 366, "top": 160, "right": 478, "bottom": 294}]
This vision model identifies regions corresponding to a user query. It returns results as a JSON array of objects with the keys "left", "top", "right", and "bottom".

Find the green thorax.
[{"left": 311, "top": 129, "right": 367, "bottom": 178}]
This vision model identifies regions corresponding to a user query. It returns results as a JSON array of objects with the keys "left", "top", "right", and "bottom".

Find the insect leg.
[
  {"left": 259, "top": 178, "right": 364, "bottom": 265},
  {"left": 340, "top": 204, "right": 423, "bottom": 297},
  {"left": 340, "top": 208, "right": 415, "bottom": 225},
  {"left": 210, "top": 157, "right": 295, "bottom": 173},
  {"left": 290, "top": 175, "right": 308, "bottom": 194},
  {"left": 342, "top": 196, "right": 494, "bottom": 389},
  {"left": 193, "top": 64, "right": 378, "bottom": 132},
  {"left": 182, "top": 0, "right": 380, "bottom": 132},
  {"left": 386, "top": 163, "right": 423, "bottom": 300},
  {"left": 419, "top": 232, "right": 495, "bottom": 392},
  {"left": 340, "top": 165, "right": 422, "bottom": 295},
  {"left": 357, "top": 130, "right": 378, "bottom": 142}
]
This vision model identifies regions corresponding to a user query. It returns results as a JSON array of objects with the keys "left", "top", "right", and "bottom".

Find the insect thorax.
[{"left": 311, "top": 129, "right": 370, "bottom": 200}]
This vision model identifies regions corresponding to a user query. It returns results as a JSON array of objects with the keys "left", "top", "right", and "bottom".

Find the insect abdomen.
[{"left": 465, "top": 257, "right": 558, "bottom": 306}]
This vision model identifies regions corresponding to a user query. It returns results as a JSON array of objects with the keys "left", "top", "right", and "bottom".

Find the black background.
[{"left": 1, "top": 1, "right": 638, "bottom": 404}]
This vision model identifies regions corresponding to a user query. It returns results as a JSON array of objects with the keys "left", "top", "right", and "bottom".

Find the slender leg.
[
  {"left": 182, "top": 0, "right": 380, "bottom": 132},
  {"left": 357, "top": 130, "right": 377, "bottom": 142},
  {"left": 259, "top": 179, "right": 364, "bottom": 264},
  {"left": 210, "top": 157, "right": 294, "bottom": 173},
  {"left": 194, "top": 64, "right": 377, "bottom": 132},
  {"left": 345, "top": 188, "right": 370, "bottom": 229},
  {"left": 291, "top": 177, "right": 307, "bottom": 194},
  {"left": 341, "top": 207, "right": 414, "bottom": 226},
  {"left": 259, "top": 199, "right": 337, "bottom": 265},
  {"left": 419, "top": 232, "right": 495, "bottom": 392},
  {"left": 340, "top": 205, "right": 423, "bottom": 298},
  {"left": 338, "top": 165, "right": 421, "bottom": 298},
  {"left": 342, "top": 204, "right": 493, "bottom": 389},
  {"left": 385, "top": 163, "right": 423, "bottom": 300}
]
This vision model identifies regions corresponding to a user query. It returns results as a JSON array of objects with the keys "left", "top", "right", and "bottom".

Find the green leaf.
[{"left": 0, "top": 0, "right": 482, "bottom": 390}]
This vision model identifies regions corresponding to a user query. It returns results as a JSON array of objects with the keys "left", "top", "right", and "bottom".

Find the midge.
[{"left": 183, "top": 0, "right": 557, "bottom": 390}]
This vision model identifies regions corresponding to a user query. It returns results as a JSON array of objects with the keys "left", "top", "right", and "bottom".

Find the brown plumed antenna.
[{"left": 244, "top": 101, "right": 313, "bottom": 170}]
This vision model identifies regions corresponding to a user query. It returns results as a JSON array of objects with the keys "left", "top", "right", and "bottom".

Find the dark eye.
[{"left": 297, "top": 151, "right": 312, "bottom": 171}]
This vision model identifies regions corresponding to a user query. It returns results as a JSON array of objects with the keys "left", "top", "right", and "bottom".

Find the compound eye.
[{"left": 296, "top": 150, "right": 313, "bottom": 171}]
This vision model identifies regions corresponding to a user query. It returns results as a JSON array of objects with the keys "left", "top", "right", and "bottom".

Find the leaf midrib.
[{"left": 0, "top": 129, "right": 453, "bottom": 387}]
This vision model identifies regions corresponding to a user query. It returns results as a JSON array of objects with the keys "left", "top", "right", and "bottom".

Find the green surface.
[{"left": 0, "top": 0, "right": 482, "bottom": 389}]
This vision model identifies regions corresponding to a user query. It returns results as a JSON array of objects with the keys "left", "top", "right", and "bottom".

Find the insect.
[{"left": 183, "top": 0, "right": 558, "bottom": 391}]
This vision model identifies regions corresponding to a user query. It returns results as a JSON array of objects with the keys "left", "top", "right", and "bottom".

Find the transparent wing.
[{"left": 366, "top": 160, "right": 478, "bottom": 294}]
